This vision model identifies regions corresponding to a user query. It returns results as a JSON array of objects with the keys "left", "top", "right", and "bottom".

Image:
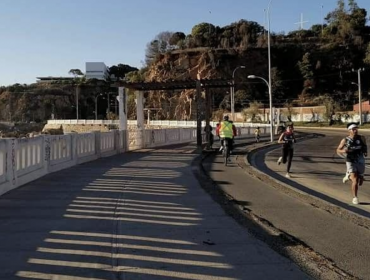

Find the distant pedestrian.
[
  {"left": 277, "top": 124, "right": 296, "bottom": 178},
  {"left": 336, "top": 122, "right": 367, "bottom": 205},
  {"left": 204, "top": 124, "right": 214, "bottom": 148},
  {"left": 254, "top": 127, "right": 261, "bottom": 142}
]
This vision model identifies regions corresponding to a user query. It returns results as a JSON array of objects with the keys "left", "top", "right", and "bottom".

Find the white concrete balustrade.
[
  {"left": 0, "top": 131, "right": 126, "bottom": 196},
  {"left": 0, "top": 126, "right": 270, "bottom": 197},
  {"left": 76, "top": 133, "right": 96, "bottom": 162},
  {"left": 0, "top": 141, "right": 6, "bottom": 184},
  {"left": 144, "top": 128, "right": 199, "bottom": 148},
  {"left": 47, "top": 119, "right": 270, "bottom": 128}
]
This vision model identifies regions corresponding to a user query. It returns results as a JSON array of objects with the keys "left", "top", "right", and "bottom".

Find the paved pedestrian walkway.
[{"left": 0, "top": 143, "right": 307, "bottom": 280}]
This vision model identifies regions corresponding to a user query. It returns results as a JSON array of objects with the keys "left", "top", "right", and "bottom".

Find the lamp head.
[{"left": 248, "top": 75, "right": 256, "bottom": 79}]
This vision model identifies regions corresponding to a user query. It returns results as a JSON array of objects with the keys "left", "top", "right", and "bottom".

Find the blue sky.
[{"left": 0, "top": 0, "right": 369, "bottom": 86}]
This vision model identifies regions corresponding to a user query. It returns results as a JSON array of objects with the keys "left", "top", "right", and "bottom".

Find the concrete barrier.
[
  {"left": 0, "top": 126, "right": 270, "bottom": 197},
  {"left": 0, "top": 131, "right": 127, "bottom": 196},
  {"left": 47, "top": 119, "right": 271, "bottom": 128}
]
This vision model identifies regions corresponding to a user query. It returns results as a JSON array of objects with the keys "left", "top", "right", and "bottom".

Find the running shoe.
[
  {"left": 352, "top": 197, "right": 359, "bottom": 205},
  {"left": 343, "top": 173, "right": 350, "bottom": 183},
  {"left": 277, "top": 157, "right": 282, "bottom": 165}
]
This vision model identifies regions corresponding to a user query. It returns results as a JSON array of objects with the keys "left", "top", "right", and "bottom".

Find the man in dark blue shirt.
[{"left": 337, "top": 122, "right": 367, "bottom": 205}]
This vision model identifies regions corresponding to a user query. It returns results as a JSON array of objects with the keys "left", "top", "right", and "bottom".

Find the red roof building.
[{"left": 353, "top": 100, "right": 370, "bottom": 112}]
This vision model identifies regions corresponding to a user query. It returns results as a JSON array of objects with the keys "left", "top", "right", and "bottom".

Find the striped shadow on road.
[
  {"left": 64, "top": 196, "right": 202, "bottom": 226},
  {"left": 82, "top": 177, "right": 188, "bottom": 197},
  {"left": 16, "top": 230, "right": 238, "bottom": 280}
]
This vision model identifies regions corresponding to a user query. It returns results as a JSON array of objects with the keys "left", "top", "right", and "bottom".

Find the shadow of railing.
[{"left": 1, "top": 144, "right": 303, "bottom": 280}]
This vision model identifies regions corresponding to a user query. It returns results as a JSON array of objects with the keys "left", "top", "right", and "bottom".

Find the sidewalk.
[{"left": 0, "top": 143, "right": 307, "bottom": 280}]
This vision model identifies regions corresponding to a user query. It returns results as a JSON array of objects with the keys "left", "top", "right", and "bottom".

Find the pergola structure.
[{"left": 111, "top": 79, "right": 232, "bottom": 150}]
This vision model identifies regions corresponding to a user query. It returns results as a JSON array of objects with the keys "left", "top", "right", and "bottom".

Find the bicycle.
[{"left": 221, "top": 138, "right": 231, "bottom": 166}]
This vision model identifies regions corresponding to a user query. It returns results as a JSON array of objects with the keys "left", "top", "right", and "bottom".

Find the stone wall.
[{"left": 43, "top": 124, "right": 111, "bottom": 134}]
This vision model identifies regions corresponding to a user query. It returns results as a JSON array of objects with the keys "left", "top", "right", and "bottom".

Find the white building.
[{"left": 85, "top": 62, "right": 109, "bottom": 80}]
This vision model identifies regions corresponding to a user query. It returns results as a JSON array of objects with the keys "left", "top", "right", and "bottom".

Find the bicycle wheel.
[{"left": 224, "top": 145, "right": 229, "bottom": 166}]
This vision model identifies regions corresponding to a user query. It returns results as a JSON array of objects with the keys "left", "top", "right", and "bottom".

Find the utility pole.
[
  {"left": 352, "top": 68, "right": 365, "bottom": 125},
  {"left": 358, "top": 69, "right": 363, "bottom": 125},
  {"left": 267, "top": 0, "right": 273, "bottom": 142},
  {"left": 321, "top": 4, "right": 324, "bottom": 36},
  {"left": 231, "top": 66, "right": 246, "bottom": 121},
  {"left": 263, "top": 9, "right": 267, "bottom": 37},
  {"left": 208, "top": 11, "right": 212, "bottom": 47}
]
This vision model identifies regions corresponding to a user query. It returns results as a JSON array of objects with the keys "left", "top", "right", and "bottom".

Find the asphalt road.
[
  {"left": 204, "top": 130, "right": 370, "bottom": 280},
  {"left": 262, "top": 128, "right": 370, "bottom": 217}
]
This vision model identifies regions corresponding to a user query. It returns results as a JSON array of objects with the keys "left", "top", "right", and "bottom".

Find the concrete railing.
[
  {"left": 0, "top": 126, "right": 270, "bottom": 197},
  {"left": 144, "top": 128, "right": 199, "bottom": 148},
  {"left": 0, "top": 130, "right": 128, "bottom": 197},
  {"left": 0, "top": 127, "right": 208, "bottom": 197},
  {"left": 47, "top": 119, "right": 270, "bottom": 128}
]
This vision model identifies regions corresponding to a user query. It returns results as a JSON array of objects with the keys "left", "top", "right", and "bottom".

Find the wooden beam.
[{"left": 111, "top": 79, "right": 232, "bottom": 91}]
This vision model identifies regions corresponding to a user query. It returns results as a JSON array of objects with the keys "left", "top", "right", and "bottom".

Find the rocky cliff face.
[{"left": 144, "top": 47, "right": 268, "bottom": 120}]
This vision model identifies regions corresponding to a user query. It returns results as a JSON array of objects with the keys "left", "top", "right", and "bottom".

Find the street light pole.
[
  {"left": 352, "top": 68, "right": 364, "bottom": 125},
  {"left": 231, "top": 65, "right": 246, "bottom": 121},
  {"left": 321, "top": 4, "right": 324, "bottom": 36},
  {"left": 358, "top": 69, "right": 363, "bottom": 125},
  {"left": 248, "top": 75, "right": 273, "bottom": 142},
  {"left": 107, "top": 92, "right": 111, "bottom": 116},
  {"left": 267, "top": 0, "right": 273, "bottom": 142},
  {"left": 95, "top": 93, "right": 103, "bottom": 120},
  {"left": 76, "top": 86, "right": 79, "bottom": 121}
]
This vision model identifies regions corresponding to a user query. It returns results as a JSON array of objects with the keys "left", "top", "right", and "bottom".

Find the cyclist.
[
  {"left": 216, "top": 115, "right": 235, "bottom": 156},
  {"left": 229, "top": 120, "right": 237, "bottom": 153}
]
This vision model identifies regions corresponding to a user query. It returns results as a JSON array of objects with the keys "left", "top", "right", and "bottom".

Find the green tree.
[
  {"left": 68, "top": 69, "right": 84, "bottom": 77},
  {"left": 298, "top": 53, "right": 314, "bottom": 80},
  {"left": 271, "top": 67, "right": 286, "bottom": 100},
  {"left": 297, "top": 53, "right": 315, "bottom": 93},
  {"left": 310, "top": 24, "right": 326, "bottom": 37},
  {"left": 242, "top": 101, "right": 263, "bottom": 122},
  {"left": 169, "top": 32, "right": 186, "bottom": 45},
  {"left": 145, "top": 31, "right": 175, "bottom": 65},
  {"left": 234, "top": 89, "right": 251, "bottom": 111},
  {"left": 314, "top": 94, "right": 341, "bottom": 124},
  {"left": 324, "top": 0, "right": 367, "bottom": 44},
  {"left": 191, "top": 23, "right": 213, "bottom": 37},
  {"left": 109, "top": 64, "right": 138, "bottom": 80},
  {"left": 190, "top": 22, "right": 217, "bottom": 47},
  {"left": 68, "top": 69, "right": 85, "bottom": 120},
  {"left": 364, "top": 43, "right": 370, "bottom": 65},
  {"left": 281, "top": 101, "right": 297, "bottom": 122},
  {"left": 125, "top": 67, "right": 148, "bottom": 83}
]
